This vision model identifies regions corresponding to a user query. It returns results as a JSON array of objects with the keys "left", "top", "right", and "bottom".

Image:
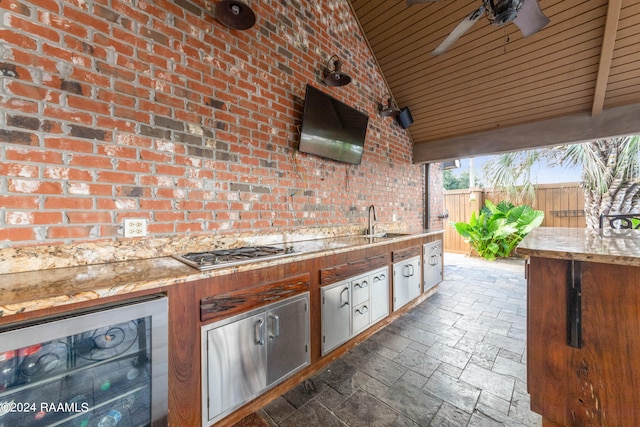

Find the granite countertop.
[
  {"left": 516, "top": 227, "right": 640, "bottom": 266},
  {"left": 0, "top": 230, "right": 443, "bottom": 318}
]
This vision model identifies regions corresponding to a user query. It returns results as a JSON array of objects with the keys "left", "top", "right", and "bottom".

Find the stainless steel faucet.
[{"left": 367, "top": 204, "right": 377, "bottom": 235}]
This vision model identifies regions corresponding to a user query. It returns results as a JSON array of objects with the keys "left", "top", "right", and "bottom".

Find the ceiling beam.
[
  {"left": 591, "top": 0, "right": 622, "bottom": 116},
  {"left": 413, "top": 102, "right": 640, "bottom": 163}
]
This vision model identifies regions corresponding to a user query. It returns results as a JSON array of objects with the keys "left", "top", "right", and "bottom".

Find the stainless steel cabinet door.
[
  {"left": 393, "top": 256, "right": 421, "bottom": 311},
  {"left": 370, "top": 267, "right": 389, "bottom": 323},
  {"left": 321, "top": 281, "right": 351, "bottom": 355},
  {"left": 424, "top": 241, "right": 443, "bottom": 292},
  {"left": 266, "top": 294, "right": 310, "bottom": 385},
  {"left": 205, "top": 311, "right": 267, "bottom": 422}
]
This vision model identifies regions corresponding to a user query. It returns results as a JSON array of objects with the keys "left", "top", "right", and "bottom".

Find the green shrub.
[{"left": 453, "top": 200, "right": 544, "bottom": 261}]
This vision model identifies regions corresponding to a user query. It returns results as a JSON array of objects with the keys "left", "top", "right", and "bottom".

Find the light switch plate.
[{"left": 123, "top": 218, "right": 147, "bottom": 237}]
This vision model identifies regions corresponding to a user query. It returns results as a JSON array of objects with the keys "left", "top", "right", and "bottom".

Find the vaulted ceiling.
[{"left": 348, "top": 0, "right": 640, "bottom": 163}]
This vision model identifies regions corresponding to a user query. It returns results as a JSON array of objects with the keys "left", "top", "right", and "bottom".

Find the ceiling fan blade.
[
  {"left": 512, "top": 0, "right": 550, "bottom": 37},
  {"left": 432, "top": 6, "right": 484, "bottom": 56}
]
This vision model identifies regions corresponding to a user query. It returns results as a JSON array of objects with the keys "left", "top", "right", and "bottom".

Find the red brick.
[
  {"left": 43, "top": 107, "right": 93, "bottom": 124},
  {"left": 0, "top": 29, "right": 37, "bottom": 49},
  {"left": 64, "top": 7, "right": 110, "bottom": 34},
  {"left": 0, "top": 163, "right": 39, "bottom": 177},
  {"left": 7, "top": 179, "right": 62, "bottom": 194},
  {"left": 6, "top": 148, "right": 63, "bottom": 164},
  {"left": 176, "top": 200, "right": 203, "bottom": 210},
  {"left": 0, "top": 195, "right": 39, "bottom": 209},
  {"left": 115, "top": 160, "right": 152, "bottom": 173},
  {"left": 148, "top": 222, "right": 174, "bottom": 234},
  {"left": 44, "top": 197, "right": 91, "bottom": 210},
  {"left": 97, "top": 171, "right": 136, "bottom": 184},
  {"left": 67, "top": 95, "right": 110, "bottom": 116},
  {"left": 6, "top": 81, "right": 48, "bottom": 101},
  {"left": 0, "top": 227, "right": 36, "bottom": 242},
  {"left": 44, "top": 166, "right": 92, "bottom": 181},
  {"left": 155, "top": 212, "right": 184, "bottom": 222},
  {"left": 47, "top": 226, "right": 92, "bottom": 239},
  {"left": 141, "top": 199, "right": 173, "bottom": 210},
  {"left": 111, "top": 0, "right": 151, "bottom": 24},
  {"left": 45, "top": 137, "right": 94, "bottom": 153},
  {"left": 8, "top": 14, "right": 59, "bottom": 42},
  {"left": 67, "top": 211, "right": 113, "bottom": 224},
  {"left": 93, "top": 33, "right": 134, "bottom": 60},
  {"left": 114, "top": 81, "right": 151, "bottom": 99},
  {"left": 96, "top": 117, "right": 137, "bottom": 133},
  {"left": 0, "top": 97, "right": 39, "bottom": 114}
]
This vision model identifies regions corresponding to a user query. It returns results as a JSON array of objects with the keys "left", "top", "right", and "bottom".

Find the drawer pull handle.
[
  {"left": 356, "top": 306, "right": 369, "bottom": 315},
  {"left": 269, "top": 314, "right": 280, "bottom": 338},
  {"left": 340, "top": 287, "right": 350, "bottom": 307},
  {"left": 355, "top": 280, "right": 369, "bottom": 289},
  {"left": 255, "top": 318, "right": 265, "bottom": 345}
]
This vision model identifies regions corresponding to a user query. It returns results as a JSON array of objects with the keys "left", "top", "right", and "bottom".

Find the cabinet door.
[
  {"left": 321, "top": 282, "right": 351, "bottom": 355},
  {"left": 205, "top": 311, "right": 267, "bottom": 422},
  {"left": 266, "top": 293, "right": 310, "bottom": 385},
  {"left": 393, "top": 256, "right": 421, "bottom": 311},
  {"left": 370, "top": 267, "right": 389, "bottom": 323},
  {"left": 423, "top": 241, "right": 443, "bottom": 292}
]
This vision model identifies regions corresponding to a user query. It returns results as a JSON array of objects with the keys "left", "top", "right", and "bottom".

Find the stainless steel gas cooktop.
[{"left": 173, "top": 245, "right": 296, "bottom": 271}]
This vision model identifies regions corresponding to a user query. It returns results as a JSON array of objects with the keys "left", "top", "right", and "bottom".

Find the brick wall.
[{"left": 0, "top": 0, "right": 427, "bottom": 248}]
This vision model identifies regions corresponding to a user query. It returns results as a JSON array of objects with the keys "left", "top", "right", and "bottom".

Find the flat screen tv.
[{"left": 298, "top": 84, "right": 369, "bottom": 165}]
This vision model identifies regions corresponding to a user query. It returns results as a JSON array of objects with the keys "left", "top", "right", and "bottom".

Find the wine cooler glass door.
[{"left": 0, "top": 295, "right": 167, "bottom": 427}]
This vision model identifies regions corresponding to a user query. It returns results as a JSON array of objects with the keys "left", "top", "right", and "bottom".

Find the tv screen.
[{"left": 299, "top": 84, "right": 369, "bottom": 165}]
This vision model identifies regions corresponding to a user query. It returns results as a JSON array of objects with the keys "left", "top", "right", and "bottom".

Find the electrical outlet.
[{"left": 123, "top": 218, "right": 147, "bottom": 238}]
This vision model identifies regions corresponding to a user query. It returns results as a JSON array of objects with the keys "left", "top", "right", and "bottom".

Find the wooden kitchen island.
[{"left": 517, "top": 227, "right": 640, "bottom": 427}]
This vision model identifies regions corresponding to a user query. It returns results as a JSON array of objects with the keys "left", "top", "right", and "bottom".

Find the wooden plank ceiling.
[{"left": 348, "top": 0, "right": 640, "bottom": 163}]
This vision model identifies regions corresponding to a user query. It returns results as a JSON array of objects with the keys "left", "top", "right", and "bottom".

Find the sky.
[{"left": 452, "top": 155, "right": 582, "bottom": 185}]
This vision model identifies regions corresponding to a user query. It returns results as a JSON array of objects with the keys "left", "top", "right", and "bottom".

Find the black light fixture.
[
  {"left": 378, "top": 94, "right": 401, "bottom": 117},
  {"left": 215, "top": 0, "right": 256, "bottom": 30},
  {"left": 322, "top": 55, "right": 352, "bottom": 87}
]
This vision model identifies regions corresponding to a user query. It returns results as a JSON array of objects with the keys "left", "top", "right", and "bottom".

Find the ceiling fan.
[{"left": 408, "top": 0, "right": 550, "bottom": 56}]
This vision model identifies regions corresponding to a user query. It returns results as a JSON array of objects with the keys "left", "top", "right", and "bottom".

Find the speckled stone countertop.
[
  {"left": 0, "top": 229, "right": 443, "bottom": 318},
  {"left": 516, "top": 227, "right": 640, "bottom": 266}
]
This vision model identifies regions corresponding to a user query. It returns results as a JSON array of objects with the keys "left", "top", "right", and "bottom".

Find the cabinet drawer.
[
  {"left": 352, "top": 302, "right": 370, "bottom": 335},
  {"left": 351, "top": 276, "right": 370, "bottom": 306}
]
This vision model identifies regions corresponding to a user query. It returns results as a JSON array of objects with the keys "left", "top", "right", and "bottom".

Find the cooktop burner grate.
[{"left": 174, "top": 245, "right": 295, "bottom": 270}]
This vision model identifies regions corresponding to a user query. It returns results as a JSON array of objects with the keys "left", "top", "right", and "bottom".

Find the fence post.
[{"left": 469, "top": 187, "right": 484, "bottom": 216}]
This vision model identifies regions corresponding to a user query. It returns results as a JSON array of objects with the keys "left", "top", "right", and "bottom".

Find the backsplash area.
[
  {"left": 0, "top": 0, "right": 436, "bottom": 252},
  {"left": 0, "top": 223, "right": 409, "bottom": 274}
]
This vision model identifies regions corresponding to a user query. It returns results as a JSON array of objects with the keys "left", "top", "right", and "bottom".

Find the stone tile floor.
[{"left": 255, "top": 253, "right": 541, "bottom": 426}]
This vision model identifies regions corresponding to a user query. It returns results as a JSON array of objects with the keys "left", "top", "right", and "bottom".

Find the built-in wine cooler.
[{"left": 0, "top": 295, "right": 168, "bottom": 427}]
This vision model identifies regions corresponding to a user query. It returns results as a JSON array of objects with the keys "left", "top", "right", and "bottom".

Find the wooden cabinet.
[{"left": 527, "top": 257, "right": 640, "bottom": 426}]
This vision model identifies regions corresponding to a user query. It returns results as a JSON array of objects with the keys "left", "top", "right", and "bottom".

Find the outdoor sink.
[{"left": 369, "top": 233, "right": 412, "bottom": 239}]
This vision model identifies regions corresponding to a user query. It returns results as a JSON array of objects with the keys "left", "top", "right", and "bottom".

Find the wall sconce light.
[
  {"left": 215, "top": 0, "right": 256, "bottom": 30},
  {"left": 378, "top": 94, "right": 401, "bottom": 117},
  {"left": 322, "top": 55, "right": 352, "bottom": 87}
]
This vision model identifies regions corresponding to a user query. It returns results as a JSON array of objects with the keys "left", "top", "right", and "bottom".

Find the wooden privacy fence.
[{"left": 443, "top": 183, "right": 586, "bottom": 254}]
